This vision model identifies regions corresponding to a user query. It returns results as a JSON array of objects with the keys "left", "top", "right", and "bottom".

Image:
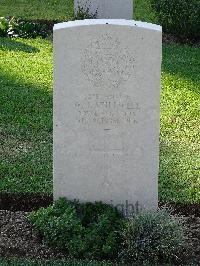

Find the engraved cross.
[{"left": 90, "top": 129, "right": 124, "bottom": 186}]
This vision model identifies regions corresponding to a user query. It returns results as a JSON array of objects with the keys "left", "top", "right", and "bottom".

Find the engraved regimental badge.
[{"left": 81, "top": 34, "right": 135, "bottom": 89}]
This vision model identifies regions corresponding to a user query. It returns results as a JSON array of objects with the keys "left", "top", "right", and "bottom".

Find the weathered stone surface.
[
  {"left": 53, "top": 20, "right": 162, "bottom": 215},
  {"left": 74, "top": 0, "right": 133, "bottom": 19}
]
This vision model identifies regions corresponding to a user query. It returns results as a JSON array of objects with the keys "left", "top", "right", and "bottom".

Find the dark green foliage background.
[{"left": 150, "top": 0, "right": 200, "bottom": 39}]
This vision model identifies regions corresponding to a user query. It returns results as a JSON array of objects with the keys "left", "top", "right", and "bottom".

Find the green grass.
[
  {"left": 0, "top": 37, "right": 199, "bottom": 203},
  {"left": 0, "top": 0, "right": 151, "bottom": 22},
  {"left": 159, "top": 44, "right": 200, "bottom": 203},
  {"left": 1, "top": 0, "right": 147, "bottom": 22},
  {"left": 0, "top": 0, "right": 74, "bottom": 20},
  {"left": 0, "top": 38, "right": 53, "bottom": 194},
  {"left": 0, "top": 0, "right": 156, "bottom": 23}
]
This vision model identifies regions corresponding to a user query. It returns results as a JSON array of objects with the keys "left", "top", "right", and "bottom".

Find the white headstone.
[
  {"left": 74, "top": 0, "right": 133, "bottom": 19},
  {"left": 53, "top": 20, "right": 162, "bottom": 215}
]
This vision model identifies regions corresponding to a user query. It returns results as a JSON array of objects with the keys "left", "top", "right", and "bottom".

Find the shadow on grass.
[
  {"left": 162, "top": 43, "right": 200, "bottom": 89},
  {"left": 0, "top": 37, "right": 40, "bottom": 53},
  {"left": 0, "top": 67, "right": 52, "bottom": 138},
  {"left": 0, "top": 69, "right": 52, "bottom": 194}
]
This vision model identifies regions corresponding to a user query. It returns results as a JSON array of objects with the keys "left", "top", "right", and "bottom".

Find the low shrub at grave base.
[
  {"left": 119, "top": 208, "right": 186, "bottom": 264},
  {"left": 150, "top": 0, "right": 200, "bottom": 39},
  {"left": 29, "top": 198, "right": 123, "bottom": 260},
  {"left": 29, "top": 198, "right": 186, "bottom": 264}
]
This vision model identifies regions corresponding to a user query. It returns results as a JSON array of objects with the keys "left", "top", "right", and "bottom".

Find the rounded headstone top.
[{"left": 53, "top": 19, "right": 162, "bottom": 32}]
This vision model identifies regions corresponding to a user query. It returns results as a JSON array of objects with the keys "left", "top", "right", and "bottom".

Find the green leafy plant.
[
  {"left": 29, "top": 198, "right": 123, "bottom": 260},
  {"left": 9, "top": 19, "right": 50, "bottom": 38},
  {"left": 0, "top": 17, "right": 51, "bottom": 38},
  {"left": 150, "top": 0, "right": 200, "bottom": 39},
  {"left": 119, "top": 208, "right": 186, "bottom": 264},
  {"left": 0, "top": 17, "right": 9, "bottom": 37}
]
